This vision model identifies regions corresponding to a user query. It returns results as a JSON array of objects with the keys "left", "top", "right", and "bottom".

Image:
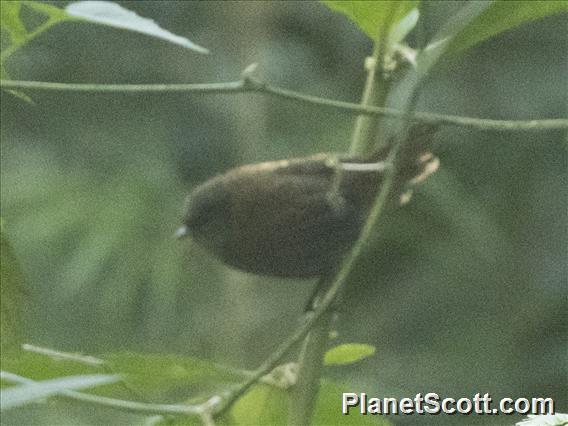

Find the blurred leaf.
[
  {"left": 322, "top": 1, "right": 418, "bottom": 43},
  {"left": 415, "top": 1, "right": 493, "bottom": 71},
  {"left": 163, "top": 381, "right": 384, "bottom": 426},
  {"left": 1, "top": 350, "right": 101, "bottom": 385},
  {"left": 225, "top": 379, "right": 388, "bottom": 426},
  {"left": 445, "top": 1, "right": 568, "bottom": 55},
  {"left": 324, "top": 343, "right": 376, "bottom": 366},
  {"left": 0, "top": 1, "right": 26, "bottom": 45},
  {"left": 384, "top": 1, "right": 493, "bottom": 139},
  {"left": 0, "top": 372, "right": 119, "bottom": 410},
  {"left": 103, "top": 352, "right": 248, "bottom": 403},
  {"left": 1, "top": 1, "right": 68, "bottom": 67},
  {"left": 65, "top": 1, "right": 210, "bottom": 54},
  {"left": 3, "top": 349, "right": 243, "bottom": 414},
  {"left": 228, "top": 383, "right": 288, "bottom": 425},
  {"left": 0, "top": 223, "right": 26, "bottom": 356},
  {"left": 2, "top": 0, "right": 207, "bottom": 78},
  {"left": 4, "top": 348, "right": 387, "bottom": 424},
  {"left": 388, "top": 7, "right": 419, "bottom": 46},
  {"left": 1, "top": 147, "right": 191, "bottom": 347},
  {"left": 313, "top": 380, "right": 390, "bottom": 425},
  {"left": 25, "top": 1, "right": 68, "bottom": 21}
]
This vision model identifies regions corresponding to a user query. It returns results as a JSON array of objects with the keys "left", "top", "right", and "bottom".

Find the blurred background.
[{"left": 1, "top": 1, "right": 566, "bottom": 424}]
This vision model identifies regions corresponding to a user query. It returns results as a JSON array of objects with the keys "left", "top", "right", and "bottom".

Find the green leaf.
[
  {"left": 322, "top": 1, "right": 418, "bottom": 43},
  {"left": 65, "top": 1, "right": 210, "bottom": 54},
  {"left": 384, "top": 1, "right": 493, "bottom": 141},
  {"left": 25, "top": 1, "right": 68, "bottom": 21},
  {"left": 229, "top": 383, "right": 288, "bottom": 425},
  {"left": 1, "top": 349, "right": 102, "bottom": 386},
  {"left": 1, "top": 2, "right": 69, "bottom": 66},
  {"left": 0, "top": 1, "right": 27, "bottom": 45},
  {"left": 0, "top": 372, "right": 119, "bottom": 410},
  {"left": 445, "top": 1, "right": 568, "bottom": 55},
  {"left": 4, "top": 348, "right": 388, "bottom": 425},
  {"left": 0, "top": 223, "right": 26, "bottom": 356},
  {"left": 159, "top": 379, "right": 390, "bottom": 425},
  {"left": 389, "top": 7, "right": 419, "bottom": 46},
  {"left": 324, "top": 344, "right": 376, "bottom": 366},
  {"left": 1, "top": 154, "right": 193, "bottom": 343},
  {"left": 223, "top": 379, "right": 389, "bottom": 426},
  {"left": 1, "top": 349, "right": 246, "bottom": 411},
  {"left": 103, "top": 352, "right": 248, "bottom": 402}
]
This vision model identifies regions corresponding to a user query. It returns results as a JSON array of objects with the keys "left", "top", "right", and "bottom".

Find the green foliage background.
[{"left": 1, "top": 1, "right": 566, "bottom": 424}]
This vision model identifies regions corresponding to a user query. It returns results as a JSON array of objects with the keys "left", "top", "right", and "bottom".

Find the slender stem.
[
  {"left": 12, "top": 259, "right": 375, "bottom": 421},
  {"left": 215, "top": 135, "right": 405, "bottom": 419},
  {"left": 17, "top": 306, "right": 339, "bottom": 419},
  {"left": 1, "top": 371, "right": 212, "bottom": 416},
  {"left": 287, "top": 271, "right": 338, "bottom": 425},
  {"left": 0, "top": 79, "right": 244, "bottom": 93},
  {"left": 1, "top": 98, "right": 475, "bottom": 426},
  {"left": 349, "top": 1, "right": 395, "bottom": 157},
  {"left": 349, "top": 46, "right": 386, "bottom": 156},
  {"left": 212, "top": 312, "right": 323, "bottom": 417},
  {"left": 1, "top": 79, "right": 566, "bottom": 131},
  {"left": 288, "top": 7, "right": 397, "bottom": 423},
  {"left": 21, "top": 343, "right": 105, "bottom": 366},
  {"left": 20, "top": 344, "right": 156, "bottom": 402},
  {"left": 286, "top": 312, "right": 333, "bottom": 425}
]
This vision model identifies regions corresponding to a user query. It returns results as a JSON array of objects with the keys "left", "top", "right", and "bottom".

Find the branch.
[
  {"left": 214, "top": 47, "right": 398, "bottom": 417},
  {"left": 1, "top": 65, "right": 565, "bottom": 422},
  {"left": 18, "top": 343, "right": 299, "bottom": 421},
  {"left": 1, "top": 371, "right": 215, "bottom": 418},
  {"left": 22, "top": 343, "right": 105, "bottom": 367},
  {"left": 287, "top": 17, "right": 394, "bottom": 419},
  {"left": 1, "top": 78, "right": 566, "bottom": 131},
  {"left": 211, "top": 294, "right": 337, "bottom": 417},
  {"left": 286, "top": 278, "right": 335, "bottom": 425},
  {"left": 210, "top": 135, "right": 408, "bottom": 418}
]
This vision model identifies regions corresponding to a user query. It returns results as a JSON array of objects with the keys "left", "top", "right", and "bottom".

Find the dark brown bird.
[{"left": 177, "top": 126, "right": 439, "bottom": 278}]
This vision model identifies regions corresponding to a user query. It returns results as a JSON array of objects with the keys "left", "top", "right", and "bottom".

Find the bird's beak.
[{"left": 175, "top": 225, "right": 189, "bottom": 239}]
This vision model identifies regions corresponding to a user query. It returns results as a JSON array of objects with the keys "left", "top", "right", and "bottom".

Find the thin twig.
[
  {"left": 22, "top": 344, "right": 105, "bottom": 367},
  {"left": 287, "top": 276, "right": 335, "bottom": 425},
  {"left": 212, "top": 147, "right": 404, "bottom": 418},
  {"left": 287, "top": 17, "right": 394, "bottom": 420},
  {"left": 0, "top": 79, "right": 244, "bottom": 93},
  {"left": 17, "top": 343, "right": 293, "bottom": 420},
  {"left": 1, "top": 371, "right": 213, "bottom": 416},
  {"left": 210, "top": 141, "right": 408, "bottom": 417},
  {"left": 1, "top": 79, "right": 566, "bottom": 131},
  {"left": 1, "top": 66, "right": 565, "bottom": 422}
]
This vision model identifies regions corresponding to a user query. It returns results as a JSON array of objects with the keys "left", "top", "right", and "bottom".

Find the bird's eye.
[
  {"left": 184, "top": 186, "right": 230, "bottom": 230},
  {"left": 184, "top": 201, "right": 214, "bottom": 229}
]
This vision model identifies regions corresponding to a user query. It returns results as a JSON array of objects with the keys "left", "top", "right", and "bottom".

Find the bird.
[{"left": 177, "top": 125, "right": 439, "bottom": 278}]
